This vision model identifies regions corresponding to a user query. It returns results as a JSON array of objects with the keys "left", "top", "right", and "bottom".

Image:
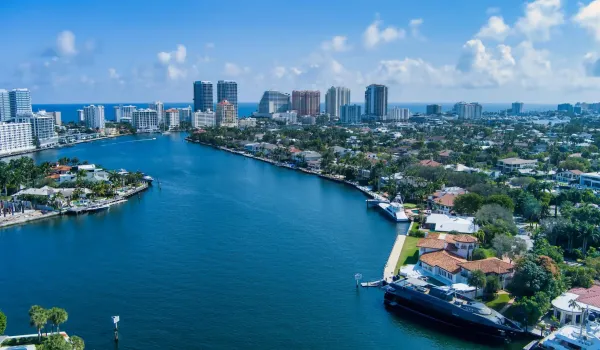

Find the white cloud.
[
  {"left": 157, "top": 44, "right": 187, "bottom": 65},
  {"left": 56, "top": 31, "right": 77, "bottom": 56},
  {"left": 205, "top": 42, "right": 215, "bottom": 49},
  {"left": 515, "top": 0, "right": 564, "bottom": 42},
  {"left": 224, "top": 62, "right": 250, "bottom": 77},
  {"left": 80, "top": 75, "right": 95, "bottom": 86},
  {"left": 457, "top": 39, "right": 516, "bottom": 87},
  {"left": 573, "top": 0, "right": 600, "bottom": 41},
  {"left": 476, "top": 16, "right": 511, "bottom": 41},
  {"left": 409, "top": 18, "right": 424, "bottom": 38},
  {"left": 272, "top": 66, "right": 287, "bottom": 78},
  {"left": 515, "top": 41, "right": 552, "bottom": 85},
  {"left": 363, "top": 19, "right": 405, "bottom": 49},
  {"left": 583, "top": 52, "right": 600, "bottom": 76},
  {"left": 487, "top": 7, "right": 501, "bottom": 15},
  {"left": 108, "top": 68, "right": 120, "bottom": 79},
  {"left": 321, "top": 36, "right": 350, "bottom": 52},
  {"left": 167, "top": 65, "right": 186, "bottom": 80}
]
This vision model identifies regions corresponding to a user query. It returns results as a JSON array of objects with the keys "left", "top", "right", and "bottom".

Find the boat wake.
[{"left": 101, "top": 138, "right": 157, "bottom": 146}]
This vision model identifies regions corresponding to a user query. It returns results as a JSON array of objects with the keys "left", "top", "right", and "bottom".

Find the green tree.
[
  {"left": 0, "top": 310, "right": 6, "bottom": 335},
  {"left": 467, "top": 270, "right": 487, "bottom": 297},
  {"left": 484, "top": 194, "right": 515, "bottom": 211},
  {"left": 39, "top": 333, "right": 71, "bottom": 350},
  {"left": 484, "top": 275, "right": 501, "bottom": 295},
  {"left": 48, "top": 307, "right": 68, "bottom": 333},
  {"left": 29, "top": 305, "right": 48, "bottom": 342},
  {"left": 453, "top": 193, "right": 484, "bottom": 215},
  {"left": 472, "top": 248, "right": 491, "bottom": 260},
  {"left": 70, "top": 335, "right": 85, "bottom": 350},
  {"left": 513, "top": 291, "right": 551, "bottom": 327}
]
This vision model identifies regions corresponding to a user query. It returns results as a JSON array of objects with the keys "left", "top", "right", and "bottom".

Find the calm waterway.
[{"left": 0, "top": 134, "right": 514, "bottom": 349}]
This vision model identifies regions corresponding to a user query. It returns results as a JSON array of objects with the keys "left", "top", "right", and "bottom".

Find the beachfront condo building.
[
  {"left": 388, "top": 107, "right": 410, "bottom": 121},
  {"left": 193, "top": 81, "right": 213, "bottom": 113},
  {"left": 165, "top": 108, "right": 180, "bottom": 130},
  {"left": 426, "top": 104, "right": 442, "bottom": 115},
  {"left": 0, "top": 122, "right": 34, "bottom": 155},
  {"left": 292, "top": 90, "right": 320, "bottom": 116},
  {"left": 512, "top": 102, "right": 524, "bottom": 115},
  {"left": 9, "top": 88, "right": 32, "bottom": 119},
  {"left": 453, "top": 102, "right": 482, "bottom": 119},
  {"left": 83, "top": 105, "right": 106, "bottom": 129},
  {"left": 325, "top": 86, "right": 350, "bottom": 118},
  {"left": 365, "top": 84, "right": 387, "bottom": 119},
  {"left": 132, "top": 108, "right": 159, "bottom": 132},
  {"left": 0, "top": 90, "right": 10, "bottom": 122},
  {"left": 340, "top": 104, "right": 362, "bottom": 124},
  {"left": 149, "top": 101, "right": 164, "bottom": 124},
  {"left": 258, "top": 90, "right": 291, "bottom": 115},
  {"left": 14, "top": 111, "right": 58, "bottom": 148},
  {"left": 217, "top": 80, "right": 238, "bottom": 118},
  {"left": 192, "top": 110, "right": 216, "bottom": 128},
  {"left": 216, "top": 100, "right": 237, "bottom": 127},
  {"left": 178, "top": 106, "right": 193, "bottom": 124}
]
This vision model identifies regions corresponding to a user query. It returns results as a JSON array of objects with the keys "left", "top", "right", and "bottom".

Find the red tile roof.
[
  {"left": 419, "top": 159, "right": 442, "bottom": 167},
  {"left": 417, "top": 238, "right": 446, "bottom": 250},
  {"left": 419, "top": 250, "right": 466, "bottom": 274},
  {"left": 459, "top": 258, "right": 513, "bottom": 275},
  {"left": 569, "top": 284, "right": 600, "bottom": 309},
  {"left": 453, "top": 234, "right": 478, "bottom": 243},
  {"left": 434, "top": 193, "right": 457, "bottom": 207}
]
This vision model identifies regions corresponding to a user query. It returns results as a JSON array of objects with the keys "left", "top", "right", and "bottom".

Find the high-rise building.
[
  {"left": 0, "top": 90, "right": 10, "bottom": 122},
  {"left": 132, "top": 109, "right": 159, "bottom": 132},
  {"left": 558, "top": 103, "right": 574, "bottom": 113},
  {"left": 216, "top": 100, "right": 237, "bottom": 127},
  {"left": 9, "top": 88, "right": 32, "bottom": 118},
  {"left": 292, "top": 90, "right": 320, "bottom": 116},
  {"left": 388, "top": 107, "right": 410, "bottom": 121},
  {"left": 512, "top": 102, "right": 524, "bottom": 115},
  {"left": 258, "top": 90, "right": 291, "bottom": 114},
  {"left": 118, "top": 105, "right": 136, "bottom": 123},
  {"left": 426, "top": 104, "right": 442, "bottom": 115},
  {"left": 340, "top": 104, "right": 362, "bottom": 124},
  {"left": 165, "top": 108, "right": 180, "bottom": 130},
  {"left": 325, "top": 86, "right": 350, "bottom": 118},
  {"left": 453, "top": 102, "right": 482, "bottom": 119},
  {"left": 178, "top": 106, "right": 193, "bottom": 124},
  {"left": 113, "top": 106, "right": 122, "bottom": 122},
  {"left": 149, "top": 101, "right": 164, "bottom": 124},
  {"left": 0, "top": 122, "right": 34, "bottom": 155},
  {"left": 192, "top": 110, "right": 216, "bottom": 128},
  {"left": 365, "top": 84, "right": 388, "bottom": 119},
  {"left": 193, "top": 81, "right": 213, "bottom": 113},
  {"left": 45, "top": 111, "right": 61, "bottom": 126},
  {"left": 217, "top": 80, "right": 238, "bottom": 117},
  {"left": 83, "top": 105, "right": 105, "bottom": 129},
  {"left": 15, "top": 111, "right": 57, "bottom": 147},
  {"left": 77, "top": 109, "right": 84, "bottom": 123}
]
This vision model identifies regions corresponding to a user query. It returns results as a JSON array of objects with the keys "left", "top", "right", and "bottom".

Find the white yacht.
[
  {"left": 378, "top": 195, "right": 409, "bottom": 222},
  {"left": 534, "top": 316, "right": 600, "bottom": 350}
]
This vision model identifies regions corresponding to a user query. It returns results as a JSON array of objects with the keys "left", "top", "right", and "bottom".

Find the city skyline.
[{"left": 3, "top": 0, "right": 600, "bottom": 104}]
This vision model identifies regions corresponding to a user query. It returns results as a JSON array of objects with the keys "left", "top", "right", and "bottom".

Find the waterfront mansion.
[{"left": 416, "top": 232, "right": 515, "bottom": 288}]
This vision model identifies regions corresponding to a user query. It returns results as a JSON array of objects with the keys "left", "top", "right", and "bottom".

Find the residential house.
[
  {"left": 497, "top": 157, "right": 537, "bottom": 173},
  {"left": 419, "top": 159, "right": 442, "bottom": 167},
  {"left": 424, "top": 213, "right": 478, "bottom": 234},
  {"left": 428, "top": 187, "right": 466, "bottom": 214},
  {"left": 580, "top": 172, "right": 600, "bottom": 190},
  {"left": 551, "top": 284, "right": 600, "bottom": 325},
  {"left": 437, "top": 150, "right": 453, "bottom": 163},
  {"left": 293, "top": 151, "right": 322, "bottom": 162},
  {"left": 555, "top": 169, "right": 583, "bottom": 183}
]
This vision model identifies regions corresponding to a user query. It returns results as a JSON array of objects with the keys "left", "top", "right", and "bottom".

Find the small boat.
[
  {"left": 142, "top": 175, "right": 154, "bottom": 183},
  {"left": 88, "top": 204, "right": 109, "bottom": 213},
  {"left": 361, "top": 279, "right": 386, "bottom": 287}
]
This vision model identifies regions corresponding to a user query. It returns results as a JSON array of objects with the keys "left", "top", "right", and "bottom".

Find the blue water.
[
  {"left": 0, "top": 134, "right": 517, "bottom": 349},
  {"left": 33, "top": 103, "right": 555, "bottom": 124}
]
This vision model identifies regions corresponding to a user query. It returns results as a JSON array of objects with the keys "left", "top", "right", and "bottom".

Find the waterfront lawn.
[
  {"left": 1, "top": 336, "right": 41, "bottom": 346},
  {"left": 395, "top": 236, "right": 420, "bottom": 273},
  {"left": 403, "top": 203, "right": 417, "bottom": 209},
  {"left": 485, "top": 293, "right": 511, "bottom": 311}
]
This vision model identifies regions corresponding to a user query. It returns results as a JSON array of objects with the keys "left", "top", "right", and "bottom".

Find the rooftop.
[
  {"left": 498, "top": 157, "right": 537, "bottom": 165},
  {"left": 419, "top": 250, "right": 466, "bottom": 274},
  {"left": 459, "top": 258, "right": 513, "bottom": 274}
]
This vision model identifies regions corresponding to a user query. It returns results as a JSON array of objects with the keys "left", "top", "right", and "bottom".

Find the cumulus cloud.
[
  {"left": 108, "top": 68, "right": 120, "bottom": 79},
  {"left": 224, "top": 62, "right": 250, "bottom": 77},
  {"left": 57, "top": 31, "right": 77, "bottom": 56},
  {"left": 363, "top": 19, "right": 405, "bottom": 49},
  {"left": 476, "top": 16, "right": 511, "bottom": 41},
  {"left": 573, "top": 0, "right": 600, "bottom": 41},
  {"left": 409, "top": 18, "right": 424, "bottom": 38},
  {"left": 457, "top": 39, "right": 516, "bottom": 87},
  {"left": 515, "top": 0, "right": 564, "bottom": 42},
  {"left": 157, "top": 45, "right": 187, "bottom": 65},
  {"left": 321, "top": 36, "right": 350, "bottom": 52},
  {"left": 584, "top": 52, "right": 600, "bottom": 76}
]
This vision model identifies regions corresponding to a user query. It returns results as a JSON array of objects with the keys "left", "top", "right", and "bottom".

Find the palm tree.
[
  {"left": 468, "top": 270, "right": 487, "bottom": 299},
  {"left": 48, "top": 307, "right": 68, "bottom": 334},
  {"left": 579, "top": 224, "right": 600, "bottom": 256},
  {"left": 70, "top": 335, "right": 85, "bottom": 350},
  {"left": 29, "top": 305, "right": 48, "bottom": 341},
  {"left": 568, "top": 299, "right": 580, "bottom": 325}
]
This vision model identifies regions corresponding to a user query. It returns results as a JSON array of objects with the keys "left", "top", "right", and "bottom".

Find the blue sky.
[{"left": 2, "top": 0, "right": 600, "bottom": 104}]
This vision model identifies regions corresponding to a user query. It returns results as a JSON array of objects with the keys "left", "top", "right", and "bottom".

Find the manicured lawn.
[
  {"left": 395, "top": 236, "right": 420, "bottom": 273},
  {"left": 403, "top": 203, "right": 417, "bottom": 209},
  {"left": 486, "top": 293, "right": 511, "bottom": 311}
]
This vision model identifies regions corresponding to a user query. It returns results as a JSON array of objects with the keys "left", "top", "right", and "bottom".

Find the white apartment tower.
[
  {"left": 192, "top": 110, "right": 216, "bottom": 128},
  {"left": 325, "top": 86, "right": 350, "bottom": 118},
  {"left": 132, "top": 108, "right": 159, "bottom": 132},
  {"left": 149, "top": 101, "right": 165, "bottom": 124},
  {"left": 165, "top": 109, "right": 180, "bottom": 130},
  {"left": 0, "top": 122, "right": 34, "bottom": 155},
  {"left": 388, "top": 107, "right": 410, "bottom": 121},
  {"left": 83, "top": 105, "right": 106, "bottom": 129}
]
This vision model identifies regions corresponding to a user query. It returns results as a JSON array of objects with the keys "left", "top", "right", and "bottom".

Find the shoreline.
[
  {"left": 0, "top": 133, "right": 131, "bottom": 159},
  {"left": 0, "top": 182, "right": 149, "bottom": 229}
]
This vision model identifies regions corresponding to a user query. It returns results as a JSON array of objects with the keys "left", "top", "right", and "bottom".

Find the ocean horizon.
[{"left": 33, "top": 102, "right": 557, "bottom": 124}]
